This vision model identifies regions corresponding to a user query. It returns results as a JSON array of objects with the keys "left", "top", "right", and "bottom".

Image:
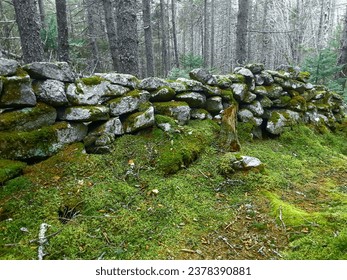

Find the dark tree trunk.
[
  {"left": 210, "top": 0, "right": 215, "bottom": 69},
  {"left": 103, "top": 0, "right": 119, "bottom": 71},
  {"left": 142, "top": 0, "right": 154, "bottom": 76},
  {"left": 203, "top": 0, "right": 209, "bottom": 67},
  {"left": 38, "top": 0, "right": 46, "bottom": 28},
  {"left": 160, "top": 0, "right": 168, "bottom": 76},
  {"left": 56, "top": 0, "right": 70, "bottom": 62},
  {"left": 171, "top": 0, "right": 179, "bottom": 68},
  {"left": 338, "top": 7, "right": 347, "bottom": 81},
  {"left": 12, "top": 0, "right": 45, "bottom": 63},
  {"left": 116, "top": 0, "right": 139, "bottom": 76},
  {"left": 85, "top": 0, "right": 101, "bottom": 72},
  {"left": 235, "top": 0, "right": 250, "bottom": 66}
]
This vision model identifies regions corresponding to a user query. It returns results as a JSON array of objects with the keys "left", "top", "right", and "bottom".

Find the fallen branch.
[
  {"left": 279, "top": 206, "right": 286, "bottom": 232},
  {"left": 37, "top": 223, "right": 50, "bottom": 260}
]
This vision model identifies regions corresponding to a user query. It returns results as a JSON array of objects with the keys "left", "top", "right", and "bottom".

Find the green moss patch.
[{"left": 0, "top": 159, "right": 27, "bottom": 185}]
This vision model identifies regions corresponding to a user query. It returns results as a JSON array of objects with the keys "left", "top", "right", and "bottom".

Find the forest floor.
[{"left": 0, "top": 119, "right": 346, "bottom": 260}]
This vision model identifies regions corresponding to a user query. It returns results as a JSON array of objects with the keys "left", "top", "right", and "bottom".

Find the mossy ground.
[{"left": 0, "top": 120, "right": 346, "bottom": 260}]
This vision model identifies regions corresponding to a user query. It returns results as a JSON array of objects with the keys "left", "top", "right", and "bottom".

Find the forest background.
[{"left": 1, "top": 0, "right": 347, "bottom": 101}]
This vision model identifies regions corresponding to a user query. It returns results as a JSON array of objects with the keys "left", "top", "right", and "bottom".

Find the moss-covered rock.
[
  {"left": 0, "top": 159, "right": 27, "bottom": 184},
  {"left": 123, "top": 106, "right": 155, "bottom": 133},
  {"left": 175, "top": 92, "right": 206, "bottom": 107},
  {"left": 149, "top": 86, "right": 176, "bottom": 102},
  {"left": 205, "top": 96, "right": 223, "bottom": 115},
  {"left": 153, "top": 101, "right": 191, "bottom": 125},
  {"left": 266, "top": 110, "right": 301, "bottom": 135},
  {"left": 23, "top": 61, "right": 75, "bottom": 82},
  {"left": 189, "top": 68, "right": 216, "bottom": 84},
  {"left": 0, "top": 122, "right": 87, "bottom": 160},
  {"left": 108, "top": 90, "right": 149, "bottom": 116},
  {"left": 138, "top": 77, "right": 169, "bottom": 91},
  {"left": 57, "top": 105, "right": 110, "bottom": 122},
  {"left": 0, "top": 75, "right": 36, "bottom": 108},
  {"left": 0, "top": 58, "right": 19, "bottom": 76},
  {"left": 95, "top": 72, "right": 139, "bottom": 89},
  {"left": 190, "top": 108, "right": 213, "bottom": 120},
  {"left": 33, "top": 79, "right": 69, "bottom": 106},
  {"left": 0, "top": 102, "right": 57, "bottom": 131}
]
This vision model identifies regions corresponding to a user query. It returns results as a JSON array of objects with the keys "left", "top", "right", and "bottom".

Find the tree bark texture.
[
  {"left": 235, "top": 0, "right": 250, "bottom": 66},
  {"left": 142, "top": 0, "right": 154, "bottom": 76},
  {"left": 12, "top": 0, "right": 45, "bottom": 63},
  {"left": 85, "top": 0, "right": 101, "bottom": 72},
  {"left": 171, "top": 0, "right": 179, "bottom": 68},
  {"left": 103, "top": 0, "right": 119, "bottom": 71},
  {"left": 116, "top": 0, "right": 139, "bottom": 76},
  {"left": 160, "top": 0, "right": 168, "bottom": 76},
  {"left": 338, "top": 7, "right": 347, "bottom": 80},
  {"left": 56, "top": 0, "right": 70, "bottom": 62}
]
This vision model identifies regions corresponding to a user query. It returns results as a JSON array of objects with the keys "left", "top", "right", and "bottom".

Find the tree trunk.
[
  {"left": 38, "top": 0, "right": 46, "bottom": 28},
  {"left": 235, "top": 0, "right": 250, "bottom": 66},
  {"left": 56, "top": 0, "right": 70, "bottom": 62},
  {"left": 116, "top": 0, "right": 139, "bottom": 76},
  {"left": 260, "top": 0, "right": 270, "bottom": 66},
  {"left": 210, "top": 0, "right": 215, "bottom": 69},
  {"left": 203, "top": 0, "right": 209, "bottom": 67},
  {"left": 103, "top": 0, "right": 119, "bottom": 71},
  {"left": 12, "top": 0, "right": 45, "bottom": 63},
  {"left": 160, "top": 0, "right": 168, "bottom": 76},
  {"left": 171, "top": 0, "right": 179, "bottom": 68},
  {"left": 85, "top": 0, "right": 101, "bottom": 72},
  {"left": 142, "top": 0, "right": 154, "bottom": 76},
  {"left": 338, "top": 7, "right": 347, "bottom": 80}
]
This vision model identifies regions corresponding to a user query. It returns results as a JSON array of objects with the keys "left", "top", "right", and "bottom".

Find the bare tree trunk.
[
  {"left": 338, "top": 7, "right": 347, "bottom": 81},
  {"left": 210, "top": 0, "right": 215, "bottom": 69},
  {"left": 203, "top": 0, "right": 209, "bottom": 67},
  {"left": 142, "top": 0, "right": 154, "bottom": 76},
  {"left": 116, "top": 0, "right": 139, "bottom": 76},
  {"left": 85, "top": 0, "right": 101, "bottom": 72},
  {"left": 103, "top": 0, "right": 118, "bottom": 71},
  {"left": 235, "top": 0, "right": 250, "bottom": 66},
  {"left": 160, "top": 0, "right": 168, "bottom": 76},
  {"left": 261, "top": 0, "right": 270, "bottom": 66},
  {"left": 171, "top": 0, "right": 179, "bottom": 68},
  {"left": 38, "top": 0, "right": 46, "bottom": 28},
  {"left": 56, "top": 0, "right": 70, "bottom": 62},
  {"left": 12, "top": 0, "right": 45, "bottom": 63}
]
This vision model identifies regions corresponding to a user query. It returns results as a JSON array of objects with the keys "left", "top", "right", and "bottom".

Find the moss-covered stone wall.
[{"left": 0, "top": 59, "right": 346, "bottom": 179}]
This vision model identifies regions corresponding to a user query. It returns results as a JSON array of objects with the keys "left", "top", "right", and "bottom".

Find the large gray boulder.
[
  {"left": 33, "top": 79, "right": 69, "bottom": 106},
  {"left": 0, "top": 122, "right": 87, "bottom": 160},
  {"left": 66, "top": 79, "right": 111, "bottom": 105},
  {"left": 175, "top": 92, "right": 206, "bottom": 108},
  {"left": 0, "top": 58, "right": 19, "bottom": 76},
  {"left": 57, "top": 105, "right": 110, "bottom": 122},
  {"left": 138, "top": 77, "right": 169, "bottom": 90},
  {"left": 23, "top": 62, "right": 75, "bottom": 82},
  {"left": 238, "top": 109, "right": 263, "bottom": 126},
  {"left": 108, "top": 90, "right": 150, "bottom": 116},
  {"left": 0, "top": 75, "right": 36, "bottom": 108},
  {"left": 231, "top": 83, "right": 248, "bottom": 102},
  {"left": 176, "top": 78, "right": 208, "bottom": 92},
  {"left": 154, "top": 101, "right": 191, "bottom": 125},
  {"left": 205, "top": 96, "right": 223, "bottom": 115},
  {"left": 149, "top": 86, "right": 176, "bottom": 102},
  {"left": 0, "top": 102, "right": 57, "bottom": 131},
  {"left": 123, "top": 106, "right": 155, "bottom": 133},
  {"left": 189, "top": 68, "right": 216, "bottom": 84},
  {"left": 266, "top": 110, "right": 301, "bottom": 135},
  {"left": 244, "top": 100, "right": 264, "bottom": 117},
  {"left": 95, "top": 72, "right": 138, "bottom": 89},
  {"left": 84, "top": 117, "right": 124, "bottom": 152}
]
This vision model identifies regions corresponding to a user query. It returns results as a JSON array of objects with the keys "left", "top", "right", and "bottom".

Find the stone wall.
[{"left": 0, "top": 59, "right": 345, "bottom": 162}]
